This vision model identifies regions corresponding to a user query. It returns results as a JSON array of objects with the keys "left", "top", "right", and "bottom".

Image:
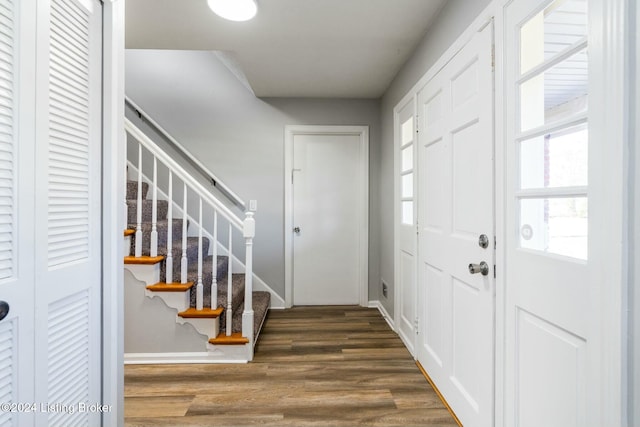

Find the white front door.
[
  {"left": 416, "top": 23, "right": 494, "bottom": 427},
  {"left": 504, "top": 1, "right": 592, "bottom": 425},
  {"left": 395, "top": 98, "right": 418, "bottom": 354},
  {"left": 0, "top": 0, "right": 103, "bottom": 425},
  {"left": 291, "top": 130, "right": 367, "bottom": 306}
]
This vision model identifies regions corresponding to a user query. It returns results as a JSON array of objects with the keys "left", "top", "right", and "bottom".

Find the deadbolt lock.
[{"left": 478, "top": 234, "right": 489, "bottom": 249}]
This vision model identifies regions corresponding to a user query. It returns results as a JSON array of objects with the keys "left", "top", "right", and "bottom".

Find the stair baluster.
[
  {"left": 226, "top": 223, "right": 233, "bottom": 336},
  {"left": 135, "top": 144, "right": 143, "bottom": 257},
  {"left": 196, "top": 198, "right": 204, "bottom": 310},
  {"left": 165, "top": 171, "right": 173, "bottom": 283},
  {"left": 150, "top": 156, "right": 158, "bottom": 257},
  {"left": 211, "top": 211, "right": 218, "bottom": 310},
  {"left": 180, "top": 182, "right": 188, "bottom": 283}
]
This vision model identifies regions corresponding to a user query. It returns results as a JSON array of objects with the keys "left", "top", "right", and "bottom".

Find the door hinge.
[
  {"left": 414, "top": 317, "right": 419, "bottom": 335},
  {"left": 494, "top": 265, "right": 496, "bottom": 278}
]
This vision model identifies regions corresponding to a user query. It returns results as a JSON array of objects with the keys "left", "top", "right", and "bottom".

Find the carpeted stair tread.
[
  {"left": 128, "top": 219, "right": 186, "bottom": 256},
  {"left": 226, "top": 291, "right": 271, "bottom": 337},
  {"left": 127, "top": 180, "right": 149, "bottom": 200},
  {"left": 163, "top": 255, "right": 232, "bottom": 309},
  {"left": 127, "top": 199, "right": 169, "bottom": 223},
  {"left": 218, "top": 274, "right": 247, "bottom": 332}
]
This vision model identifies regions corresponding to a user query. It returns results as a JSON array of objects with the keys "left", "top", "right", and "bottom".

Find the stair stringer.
[
  {"left": 127, "top": 162, "right": 285, "bottom": 308},
  {"left": 124, "top": 263, "right": 252, "bottom": 363}
]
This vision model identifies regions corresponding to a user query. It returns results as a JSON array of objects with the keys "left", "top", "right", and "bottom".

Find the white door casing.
[
  {"left": 0, "top": 0, "right": 105, "bottom": 426},
  {"left": 416, "top": 22, "right": 495, "bottom": 427},
  {"left": 284, "top": 126, "right": 369, "bottom": 307},
  {"left": 394, "top": 97, "right": 418, "bottom": 355}
]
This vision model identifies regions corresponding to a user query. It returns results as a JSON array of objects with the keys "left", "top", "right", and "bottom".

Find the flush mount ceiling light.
[{"left": 207, "top": 0, "right": 257, "bottom": 22}]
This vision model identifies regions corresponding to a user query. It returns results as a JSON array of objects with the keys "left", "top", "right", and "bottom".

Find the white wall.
[
  {"left": 378, "top": 0, "right": 493, "bottom": 316},
  {"left": 125, "top": 50, "right": 381, "bottom": 301}
]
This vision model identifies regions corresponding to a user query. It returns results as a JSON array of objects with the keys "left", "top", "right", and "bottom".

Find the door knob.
[
  {"left": 0, "top": 301, "right": 9, "bottom": 322},
  {"left": 294, "top": 227, "right": 301, "bottom": 233},
  {"left": 468, "top": 262, "right": 489, "bottom": 276}
]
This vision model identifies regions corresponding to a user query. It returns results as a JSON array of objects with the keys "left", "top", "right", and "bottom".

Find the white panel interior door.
[
  {"left": 396, "top": 98, "right": 418, "bottom": 354},
  {"left": 417, "top": 23, "right": 494, "bottom": 427},
  {"left": 292, "top": 133, "right": 361, "bottom": 305},
  {"left": 504, "top": 1, "right": 590, "bottom": 426},
  {"left": 32, "top": 0, "right": 103, "bottom": 425}
]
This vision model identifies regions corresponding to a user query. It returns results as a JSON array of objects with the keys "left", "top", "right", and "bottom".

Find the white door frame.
[
  {"left": 102, "top": 1, "right": 125, "bottom": 425},
  {"left": 284, "top": 125, "right": 369, "bottom": 308}
]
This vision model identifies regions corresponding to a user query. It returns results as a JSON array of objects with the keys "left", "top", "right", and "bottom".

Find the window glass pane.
[
  {"left": 402, "top": 201, "right": 413, "bottom": 225},
  {"left": 402, "top": 173, "right": 413, "bottom": 198},
  {"left": 520, "top": 123, "right": 588, "bottom": 189},
  {"left": 520, "top": 48, "right": 588, "bottom": 132},
  {"left": 401, "top": 116, "right": 414, "bottom": 146},
  {"left": 401, "top": 145, "right": 413, "bottom": 172},
  {"left": 519, "top": 197, "right": 587, "bottom": 259},
  {"left": 520, "top": 0, "right": 588, "bottom": 75}
]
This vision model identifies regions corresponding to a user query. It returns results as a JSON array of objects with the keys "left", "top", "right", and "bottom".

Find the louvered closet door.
[
  {"left": 33, "top": 0, "right": 103, "bottom": 426},
  {"left": 0, "top": 1, "right": 37, "bottom": 426}
]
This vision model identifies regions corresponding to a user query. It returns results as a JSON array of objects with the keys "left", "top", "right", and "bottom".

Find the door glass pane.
[
  {"left": 402, "top": 201, "right": 413, "bottom": 225},
  {"left": 401, "top": 145, "right": 413, "bottom": 172},
  {"left": 520, "top": 123, "right": 588, "bottom": 189},
  {"left": 401, "top": 116, "right": 414, "bottom": 145},
  {"left": 402, "top": 173, "right": 413, "bottom": 198},
  {"left": 519, "top": 197, "right": 587, "bottom": 259},
  {"left": 520, "top": 48, "right": 588, "bottom": 131},
  {"left": 520, "top": 0, "right": 588, "bottom": 75}
]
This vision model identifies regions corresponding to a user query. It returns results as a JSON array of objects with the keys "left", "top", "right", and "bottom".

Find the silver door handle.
[
  {"left": 468, "top": 262, "right": 489, "bottom": 276},
  {"left": 294, "top": 227, "right": 300, "bottom": 233}
]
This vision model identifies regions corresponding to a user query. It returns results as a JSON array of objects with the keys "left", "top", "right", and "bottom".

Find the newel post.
[{"left": 242, "top": 211, "right": 255, "bottom": 359}]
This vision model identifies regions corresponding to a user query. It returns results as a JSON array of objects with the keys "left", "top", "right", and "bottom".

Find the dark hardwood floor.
[{"left": 124, "top": 306, "right": 459, "bottom": 427}]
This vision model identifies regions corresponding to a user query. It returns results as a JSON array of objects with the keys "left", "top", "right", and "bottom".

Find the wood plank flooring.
[{"left": 124, "top": 306, "right": 459, "bottom": 427}]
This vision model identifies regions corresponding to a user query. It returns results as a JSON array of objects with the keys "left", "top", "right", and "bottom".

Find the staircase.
[{"left": 123, "top": 118, "right": 270, "bottom": 363}]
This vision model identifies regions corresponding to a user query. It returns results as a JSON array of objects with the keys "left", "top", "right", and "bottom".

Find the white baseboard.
[
  {"left": 124, "top": 352, "right": 248, "bottom": 365},
  {"left": 368, "top": 300, "right": 395, "bottom": 331}
]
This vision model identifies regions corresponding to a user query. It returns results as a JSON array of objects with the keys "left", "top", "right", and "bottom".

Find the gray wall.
[
  {"left": 631, "top": 1, "right": 639, "bottom": 422},
  {"left": 125, "top": 50, "right": 381, "bottom": 302},
  {"left": 378, "top": 0, "right": 493, "bottom": 316}
]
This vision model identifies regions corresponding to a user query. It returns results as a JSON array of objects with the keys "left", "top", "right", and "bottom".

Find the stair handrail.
[
  {"left": 125, "top": 118, "right": 244, "bottom": 230},
  {"left": 125, "top": 96, "right": 246, "bottom": 210},
  {"left": 126, "top": 117, "right": 256, "bottom": 353}
]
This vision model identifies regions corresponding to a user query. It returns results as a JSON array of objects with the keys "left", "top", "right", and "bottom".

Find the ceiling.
[{"left": 125, "top": 0, "right": 448, "bottom": 98}]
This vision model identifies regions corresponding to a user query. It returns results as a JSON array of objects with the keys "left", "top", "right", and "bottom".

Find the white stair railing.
[{"left": 125, "top": 118, "right": 255, "bottom": 346}]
